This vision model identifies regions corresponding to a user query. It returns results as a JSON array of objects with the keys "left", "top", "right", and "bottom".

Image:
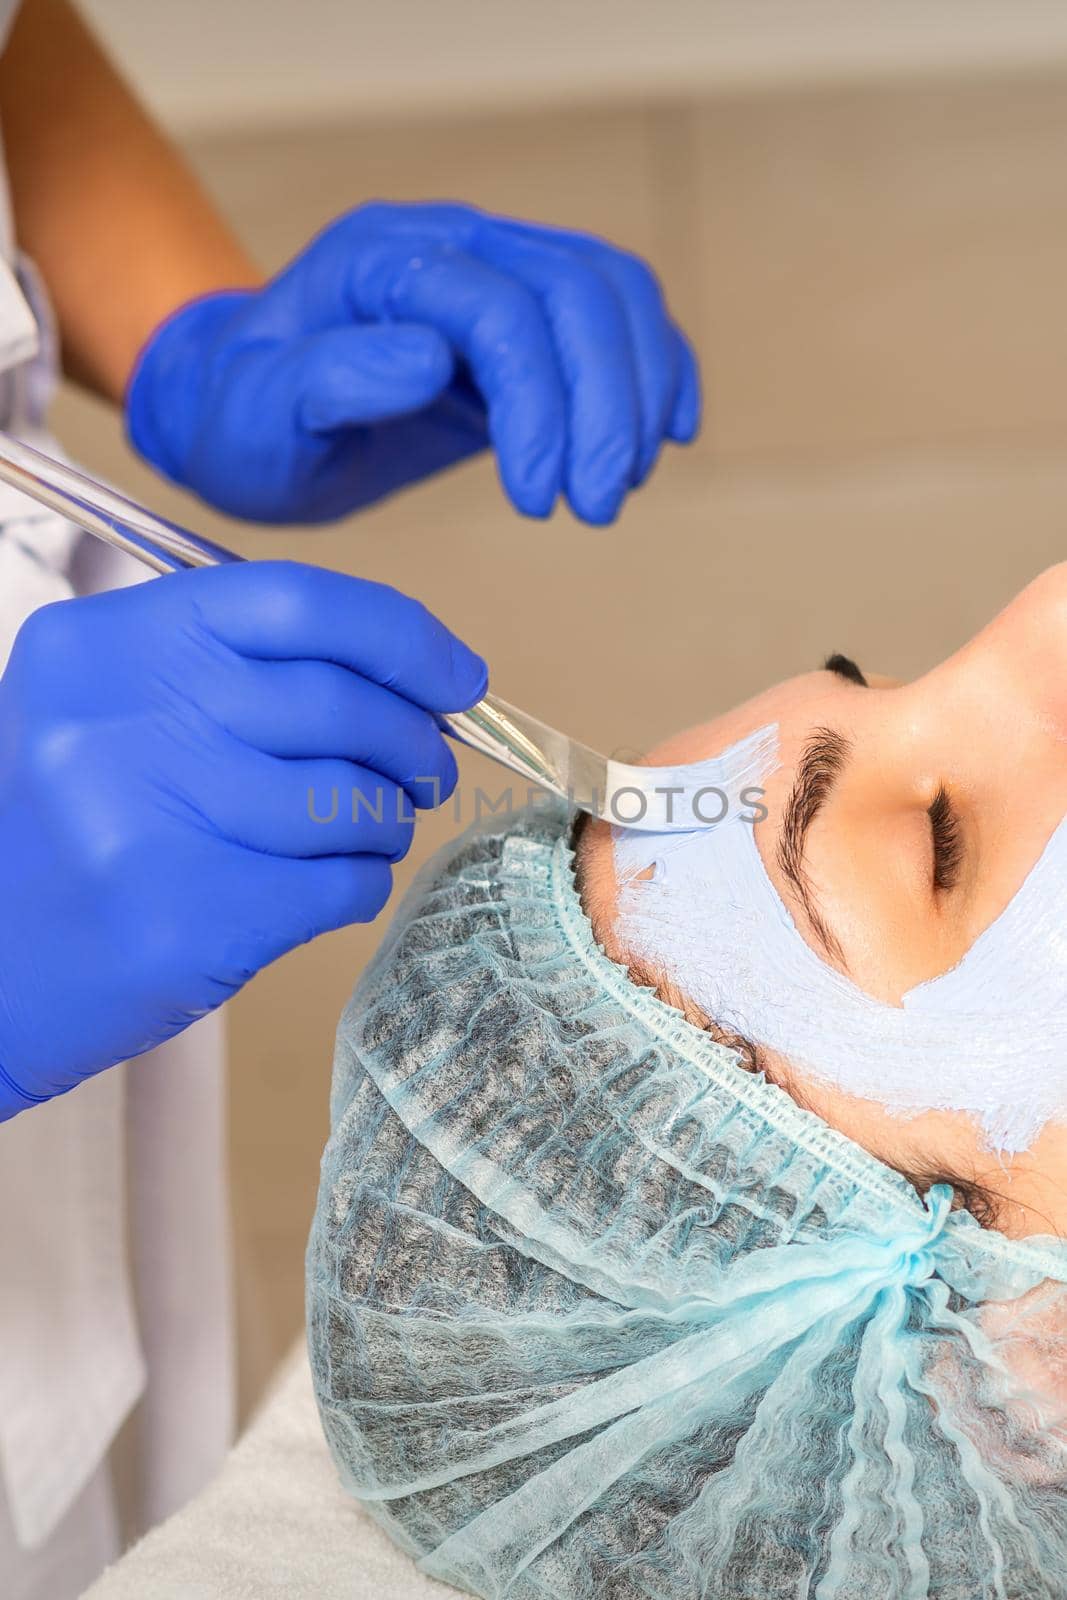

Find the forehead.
[
  {"left": 581, "top": 671, "right": 829, "bottom": 926},
  {"left": 641, "top": 671, "right": 846, "bottom": 768}
]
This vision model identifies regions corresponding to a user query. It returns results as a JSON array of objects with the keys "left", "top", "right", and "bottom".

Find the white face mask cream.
[{"left": 613, "top": 724, "right": 1067, "bottom": 1153}]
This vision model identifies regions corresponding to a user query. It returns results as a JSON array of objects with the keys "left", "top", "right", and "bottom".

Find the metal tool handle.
[
  {"left": 0, "top": 430, "right": 241, "bottom": 573},
  {"left": 0, "top": 430, "right": 581, "bottom": 799},
  {"left": 438, "top": 698, "right": 567, "bottom": 790}
]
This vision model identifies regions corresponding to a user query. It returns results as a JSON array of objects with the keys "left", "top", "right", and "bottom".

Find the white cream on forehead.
[{"left": 613, "top": 723, "right": 1067, "bottom": 1154}]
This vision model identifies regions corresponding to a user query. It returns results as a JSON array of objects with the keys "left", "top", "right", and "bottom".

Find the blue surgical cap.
[{"left": 307, "top": 803, "right": 1067, "bottom": 1600}]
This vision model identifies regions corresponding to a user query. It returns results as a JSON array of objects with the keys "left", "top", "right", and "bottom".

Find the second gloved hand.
[
  {"left": 126, "top": 202, "right": 700, "bottom": 527},
  {"left": 0, "top": 561, "right": 486, "bottom": 1117}
]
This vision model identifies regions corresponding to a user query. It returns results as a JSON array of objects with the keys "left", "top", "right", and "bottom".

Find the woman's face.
[{"left": 580, "top": 563, "right": 1067, "bottom": 1238}]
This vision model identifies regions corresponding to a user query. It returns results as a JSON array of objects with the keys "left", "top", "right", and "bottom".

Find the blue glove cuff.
[{"left": 125, "top": 291, "right": 254, "bottom": 486}]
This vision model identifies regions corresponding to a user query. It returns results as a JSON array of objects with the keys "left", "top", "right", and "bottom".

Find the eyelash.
[{"left": 928, "top": 785, "right": 963, "bottom": 892}]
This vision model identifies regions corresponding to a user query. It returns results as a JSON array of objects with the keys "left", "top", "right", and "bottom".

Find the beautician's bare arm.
[{"left": 0, "top": 0, "right": 262, "bottom": 403}]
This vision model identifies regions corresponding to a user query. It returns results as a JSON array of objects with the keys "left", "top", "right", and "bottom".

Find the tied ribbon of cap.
[{"left": 345, "top": 1187, "right": 960, "bottom": 1593}]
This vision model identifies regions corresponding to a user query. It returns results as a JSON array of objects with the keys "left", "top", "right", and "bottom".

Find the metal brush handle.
[
  {"left": 0, "top": 432, "right": 239, "bottom": 573},
  {"left": 0, "top": 431, "right": 597, "bottom": 807}
]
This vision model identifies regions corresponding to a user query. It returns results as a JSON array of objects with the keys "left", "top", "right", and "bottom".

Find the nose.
[
  {"left": 904, "top": 563, "right": 1067, "bottom": 912},
  {"left": 995, "top": 563, "right": 1067, "bottom": 740},
  {"left": 935, "top": 563, "right": 1067, "bottom": 738}
]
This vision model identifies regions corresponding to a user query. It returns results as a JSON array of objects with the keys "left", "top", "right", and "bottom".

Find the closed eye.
[{"left": 928, "top": 785, "right": 964, "bottom": 892}]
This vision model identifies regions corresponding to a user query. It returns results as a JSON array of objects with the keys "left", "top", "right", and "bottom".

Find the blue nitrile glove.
[
  {"left": 126, "top": 203, "right": 700, "bottom": 527},
  {"left": 0, "top": 561, "right": 486, "bottom": 1118}
]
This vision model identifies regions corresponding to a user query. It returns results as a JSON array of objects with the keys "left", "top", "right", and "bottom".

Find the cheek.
[
  {"left": 769, "top": 1057, "right": 900, "bottom": 1152},
  {"left": 769, "top": 1055, "right": 986, "bottom": 1192}
]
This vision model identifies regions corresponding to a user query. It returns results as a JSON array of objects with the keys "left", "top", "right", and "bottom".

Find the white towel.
[{"left": 82, "top": 1346, "right": 463, "bottom": 1600}]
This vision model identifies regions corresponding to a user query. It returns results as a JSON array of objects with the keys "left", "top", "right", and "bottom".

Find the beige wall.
[
  {"left": 77, "top": 0, "right": 1067, "bottom": 131},
  {"left": 52, "top": 70, "right": 1067, "bottom": 1413}
]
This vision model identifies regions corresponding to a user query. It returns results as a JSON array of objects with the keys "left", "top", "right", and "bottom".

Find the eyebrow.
[
  {"left": 776, "top": 726, "right": 852, "bottom": 968},
  {"left": 823, "top": 652, "right": 867, "bottom": 686}
]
